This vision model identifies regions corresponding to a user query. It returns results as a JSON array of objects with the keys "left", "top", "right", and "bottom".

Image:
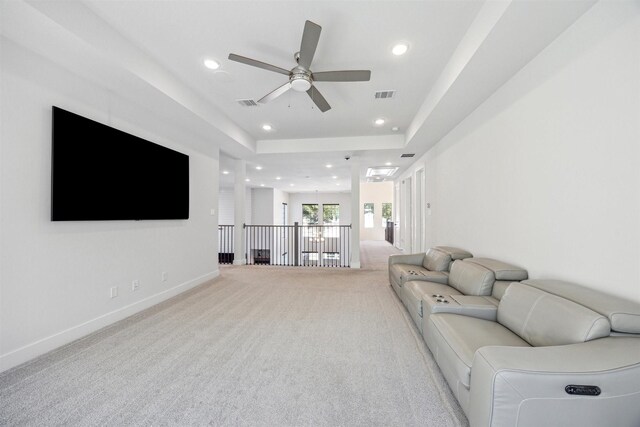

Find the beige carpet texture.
[{"left": 0, "top": 241, "right": 467, "bottom": 426}]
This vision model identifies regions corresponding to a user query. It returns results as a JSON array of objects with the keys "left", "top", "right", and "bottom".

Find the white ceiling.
[
  {"left": 3, "top": 0, "right": 596, "bottom": 192},
  {"left": 85, "top": 0, "right": 483, "bottom": 141}
]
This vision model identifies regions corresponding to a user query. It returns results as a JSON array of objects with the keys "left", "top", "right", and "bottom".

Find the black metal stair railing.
[
  {"left": 218, "top": 225, "right": 234, "bottom": 264},
  {"left": 244, "top": 222, "right": 351, "bottom": 267}
]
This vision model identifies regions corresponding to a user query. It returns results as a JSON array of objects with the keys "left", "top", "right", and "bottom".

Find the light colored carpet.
[
  {"left": 359, "top": 239, "right": 397, "bottom": 271},
  {"left": 0, "top": 241, "right": 467, "bottom": 426}
]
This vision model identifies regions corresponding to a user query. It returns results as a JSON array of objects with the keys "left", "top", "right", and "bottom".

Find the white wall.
[
  {"left": 218, "top": 188, "right": 251, "bottom": 225},
  {"left": 360, "top": 182, "right": 394, "bottom": 241},
  {"left": 397, "top": 2, "right": 640, "bottom": 302},
  {"left": 0, "top": 40, "right": 220, "bottom": 372},
  {"left": 288, "top": 192, "right": 351, "bottom": 225},
  {"left": 251, "top": 188, "right": 274, "bottom": 224},
  {"left": 220, "top": 187, "right": 289, "bottom": 225},
  {"left": 273, "top": 189, "right": 290, "bottom": 225},
  {"left": 218, "top": 189, "right": 234, "bottom": 225}
]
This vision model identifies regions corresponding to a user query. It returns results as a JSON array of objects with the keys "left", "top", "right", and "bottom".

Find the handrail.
[
  {"left": 218, "top": 223, "right": 352, "bottom": 267},
  {"left": 245, "top": 222, "right": 351, "bottom": 267}
]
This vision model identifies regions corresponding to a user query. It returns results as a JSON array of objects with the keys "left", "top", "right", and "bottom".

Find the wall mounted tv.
[{"left": 51, "top": 106, "right": 189, "bottom": 221}]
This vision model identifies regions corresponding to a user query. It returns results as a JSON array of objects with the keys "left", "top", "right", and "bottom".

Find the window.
[
  {"left": 364, "top": 203, "right": 374, "bottom": 228},
  {"left": 382, "top": 202, "right": 392, "bottom": 227},
  {"left": 302, "top": 204, "right": 319, "bottom": 225},
  {"left": 323, "top": 204, "right": 340, "bottom": 225}
]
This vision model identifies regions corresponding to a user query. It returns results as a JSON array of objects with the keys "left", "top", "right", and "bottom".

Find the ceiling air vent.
[
  {"left": 366, "top": 166, "right": 399, "bottom": 178},
  {"left": 401, "top": 153, "right": 415, "bottom": 158},
  {"left": 237, "top": 99, "right": 258, "bottom": 107},
  {"left": 374, "top": 90, "right": 396, "bottom": 99}
]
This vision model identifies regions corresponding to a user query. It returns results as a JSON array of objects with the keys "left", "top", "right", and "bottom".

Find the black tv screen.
[{"left": 51, "top": 106, "right": 189, "bottom": 221}]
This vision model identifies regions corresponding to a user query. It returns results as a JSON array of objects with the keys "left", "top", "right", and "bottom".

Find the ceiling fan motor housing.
[{"left": 290, "top": 68, "right": 312, "bottom": 92}]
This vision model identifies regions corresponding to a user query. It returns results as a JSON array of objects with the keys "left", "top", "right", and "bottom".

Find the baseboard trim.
[{"left": 0, "top": 270, "right": 219, "bottom": 373}]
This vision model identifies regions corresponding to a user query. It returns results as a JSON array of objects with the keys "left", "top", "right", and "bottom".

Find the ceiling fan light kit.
[
  {"left": 290, "top": 72, "right": 312, "bottom": 92},
  {"left": 228, "top": 20, "right": 371, "bottom": 113}
]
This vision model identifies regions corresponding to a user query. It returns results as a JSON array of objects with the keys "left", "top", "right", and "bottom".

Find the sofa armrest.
[
  {"left": 388, "top": 253, "right": 425, "bottom": 267},
  {"left": 422, "top": 295, "right": 498, "bottom": 322},
  {"left": 468, "top": 337, "right": 640, "bottom": 427}
]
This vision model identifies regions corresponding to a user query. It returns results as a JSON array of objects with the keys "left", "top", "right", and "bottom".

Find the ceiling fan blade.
[
  {"left": 258, "top": 82, "right": 292, "bottom": 104},
  {"left": 312, "top": 70, "right": 371, "bottom": 82},
  {"left": 228, "top": 54, "right": 290, "bottom": 76},
  {"left": 298, "top": 20, "right": 321, "bottom": 69},
  {"left": 307, "top": 86, "right": 331, "bottom": 112}
]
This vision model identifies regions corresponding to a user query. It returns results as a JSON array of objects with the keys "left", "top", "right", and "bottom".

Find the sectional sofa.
[
  {"left": 388, "top": 246, "right": 472, "bottom": 296},
  {"left": 389, "top": 248, "right": 640, "bottom": 427}
]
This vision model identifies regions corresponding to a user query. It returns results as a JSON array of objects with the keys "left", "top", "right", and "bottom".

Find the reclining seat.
[
  {"left": 423, "top": 281, "right": 640, "bottom": 425},
  {"left": 403, "top": 258, "right": 527, "bottom": 333},
  {"left": 388, "top": 246, "right": 472, "bottom": 297}
]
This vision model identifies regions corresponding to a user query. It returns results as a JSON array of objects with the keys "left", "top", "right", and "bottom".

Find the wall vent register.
[
  {"left": 237, "top": 99, "right": 258, "bottom": 107},
  {"left": 374, "top": 90, "right": 396, "bottom": 99}
]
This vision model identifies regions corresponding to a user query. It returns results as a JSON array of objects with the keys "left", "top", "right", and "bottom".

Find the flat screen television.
[{"left": 51, "top": 106, "right": 189, "bottom": 221}]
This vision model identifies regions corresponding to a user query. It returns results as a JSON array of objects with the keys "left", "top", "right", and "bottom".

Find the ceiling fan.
[{"left": 228, "top": 20, "right": 371, "bottom": 113}]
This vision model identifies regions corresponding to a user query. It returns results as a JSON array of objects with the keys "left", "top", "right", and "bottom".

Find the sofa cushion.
[
  {"left": 522, "top": 279, "right": 640, "bottom": 334},
  {"left": 435, "top": 246, "right": 473, "bottom": 260},
  {"left": 422, "top": 248, "right": 451, "bottom": 272},
  {"left": 408, "top": 270, "right": 449, "bottom": 285},
  {"left": 498, "top": 283, "right": 611, "bottom": 346},
  {"left": 449, "top": 260, "right": 495, "bottom": 296},
  {"left": 426, "top": 314, "right": 530, "bottom": 388},
  {"left": 465, "top": 258, "right": 528, "bottom": 281},
  {"left": 490, "top": 281, "right": 513, "bottom": 301}
]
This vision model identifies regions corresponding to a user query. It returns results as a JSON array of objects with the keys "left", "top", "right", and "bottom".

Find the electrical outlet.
[
  {"left": 110, "top": 286, "right": 118, "bottom": 298},
  {"left": 132, "top": 280, "right": 139, "bottom": 291},
  {"left": 161, "top": 272, "right": 167, "bottom": 282}
]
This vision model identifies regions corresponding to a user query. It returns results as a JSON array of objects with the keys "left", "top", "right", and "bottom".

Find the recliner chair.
[{"left": 388, "top": 246, "right": 472, "bottom": 298}]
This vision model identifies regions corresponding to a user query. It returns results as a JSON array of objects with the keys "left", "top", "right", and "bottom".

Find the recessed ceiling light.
[
  {"left": 392, "top": 43, "right": 409, "bottom": 56},
  {"left": 204, "top": 58, "right": 220, "bottom": 70},
  {"left": 391, "top": 126, "right": 399, "bottom": 132},
  {"left": 276, "top": 176, "right": 281, "bottom": 180},
  {"left": 256, "top": 166, "right": 262, "bottom": 170},
  {"left": 262, "top": 124, "right": 272, "bottom": 131},
  {"left": 222, "top": 170, "right": 229, "bottom": 175},
  {"left": 385, "top": 162, "right": 392, "bottom": 166},
  {"left": 336, "top": 183, "right": 341, "bottom": 186},
  {"left": 374, "top": 118, "right": 385, "bottom": 126},
  {"left": 260, "top": 184, "right": 265, "bottom": 187},
  {"left": 289, "top": 183, "right": 294, "bottom": 187},
  {"left": 245, "top": 178, "right": 250, "bottom": 182},
  {"left": 332, "top": 175, "right": 337, "bottom": 179},
  {"left": 326, "top": 164, "right": 332, "bottom": 168}
]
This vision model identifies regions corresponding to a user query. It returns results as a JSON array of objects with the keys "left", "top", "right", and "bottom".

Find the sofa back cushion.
[
  {"left": 434, "top": 246, "right": 473, "bottom": 260},
  {"left": 465, "top": 258, "right": 528, "bottom": 281},
  {"left": 449, "top": 260, "right": 495, "bottom": 296},
  {"left": 498, "top": 284, "right": 611, "bottom": 346},
  {"left": 422, "top": 248, "right": 451, "bottom": 271},
  {"left": 491, "top": 281, "right": 513, "bottom": 300},
  {"left": 522, "top": 279, "right": 640, "bottom": 334}
]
